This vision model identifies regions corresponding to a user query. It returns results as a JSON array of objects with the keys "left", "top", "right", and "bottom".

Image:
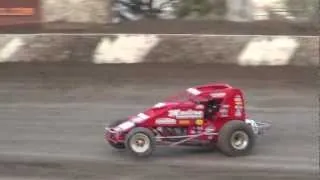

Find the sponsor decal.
[
  {"left": 187, "top": 88, "right": 201, "bottom": 95},
  {"left": 137, "top": 113, "right": 149, "bottom": 119},
  {"left": 234, "top": 105, "right": 243, "bottom": 109},
  {"left": 131, "top": 113, "right": 149, "bottom": 123},
  {"left": 118, "top": 121, "right": 135, "bottom": 130},
  {"left": 219, "top": 105, "right": 229, "bottom": 117},
  {"left": 153, "top": 102, "right": 166, "bottom": 108},
  {"left": 178, "top": 120, "right": 190, "bottom": 125},
  {"left": 155, "top": 118, "right": 176, "bottom": 125},
  {"left": 205, "top": 125, "right": 215, "bottom": 133},
  {"left": 234, "top": 95, "right": 243, "bottom": 105},
  {"left": 234, "top": 95, "right": 243, "bottom": 117},
  {"left": 210, "top": 92, "right": 226, "bottom": 98},
  {"left": 234, "top": 105, "right": 243, "bottom": 117},
  {"left": 234, "top": 95, "right": 242, "bottom": 101},
  {"left": 235, "top": 101, "right": 243, "bottom": 105},
  {"left": 168, "top": 109, "right": 203, "bottom": 119},
  {"left": 195, "top": 104, "right": 204, "bottom": 109},
  {"left": 235, "top": 108, "right": 242, "bottom": 117},
  {"left": 190, "top": 129, "right": 195, "bottom": 134},
  {"left": 195, "top": 119, "right": 204, "bottom": 126}
]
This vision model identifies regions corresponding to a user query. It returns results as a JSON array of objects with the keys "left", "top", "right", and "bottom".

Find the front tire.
[
  {"left": 125, "top": 127, "right": 155, "bottom": 157},
  {"left": 217, "top": 120, "right": 255, "bottom": 157}
]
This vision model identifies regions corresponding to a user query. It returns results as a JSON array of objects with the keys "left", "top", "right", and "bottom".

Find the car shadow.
[{"left": 106, "top": 145, "right": 220, "bottom": 161}]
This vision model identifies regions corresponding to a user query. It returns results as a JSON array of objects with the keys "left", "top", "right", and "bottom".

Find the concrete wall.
[{"left": 0, "top": 34, "right": 318, "bottom": 66}]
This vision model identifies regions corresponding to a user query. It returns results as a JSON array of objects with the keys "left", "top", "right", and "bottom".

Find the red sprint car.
[{"left": 104, "top": 83, "right": 271, "bottom": 157}]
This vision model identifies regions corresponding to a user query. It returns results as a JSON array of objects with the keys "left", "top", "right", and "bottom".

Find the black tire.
[
  {"left": 109, "top": 141, "right": 125, "bottom": 149},
  {"left": 217, "top": 120, "right": 255, "bottom": 157},
  {"left": 107, "top": 119, "right": 127, "bottom": 149},
  {"left": 125, "top": 127, "right": 156, "bottom": 157}
]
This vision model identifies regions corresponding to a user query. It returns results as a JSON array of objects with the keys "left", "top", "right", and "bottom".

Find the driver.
[{"left": 204, "top": 99, "right": 221, "bottom": 120}]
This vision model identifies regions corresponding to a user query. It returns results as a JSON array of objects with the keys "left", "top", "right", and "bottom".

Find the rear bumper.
[
  {"left": 255, "top": 121, "right": 271, "bottom": 135},
  {"left": 245, "top": 119, "right": 271, "bottom": 136}
]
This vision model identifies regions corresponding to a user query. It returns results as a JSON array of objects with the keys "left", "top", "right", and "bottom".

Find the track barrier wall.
[{"left": 0, "top": 34, "right": 318, "bottom": 66}]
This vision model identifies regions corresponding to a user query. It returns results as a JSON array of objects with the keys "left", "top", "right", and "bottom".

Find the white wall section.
[
  {"left": 238, "top": 36, "right": 299, "bottom": 66},
  {"left": 93, "top": 35, "right": 160, "bottom": 64},
  {"left": 0, "top": 38, "right": 25, "bottom": 63}
]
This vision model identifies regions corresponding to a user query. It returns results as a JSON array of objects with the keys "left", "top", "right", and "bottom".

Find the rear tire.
[
  {"left": 107, "top": 119, "right": 127, "bottom": 149},
  {"left": 217, "top": 120, "right": 255, "bottom": 157},
  {"left": 125, "top": 127, "right": 155, "bottom": 157}
]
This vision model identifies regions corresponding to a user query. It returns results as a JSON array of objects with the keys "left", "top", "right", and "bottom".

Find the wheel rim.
[
  {"left": 129, "top": 133, "right": 150, "bottom": 153},
  {"left": 230, "top": 130, "right": 249, "bottom": 150}
]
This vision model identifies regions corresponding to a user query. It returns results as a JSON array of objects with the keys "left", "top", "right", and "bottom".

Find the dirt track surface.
[
  {"left": 0, "top": 20, "right": 318, "bottom": 35},
  {"left": 0, "top": 63, "right": 318, "bottom": 180}
]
